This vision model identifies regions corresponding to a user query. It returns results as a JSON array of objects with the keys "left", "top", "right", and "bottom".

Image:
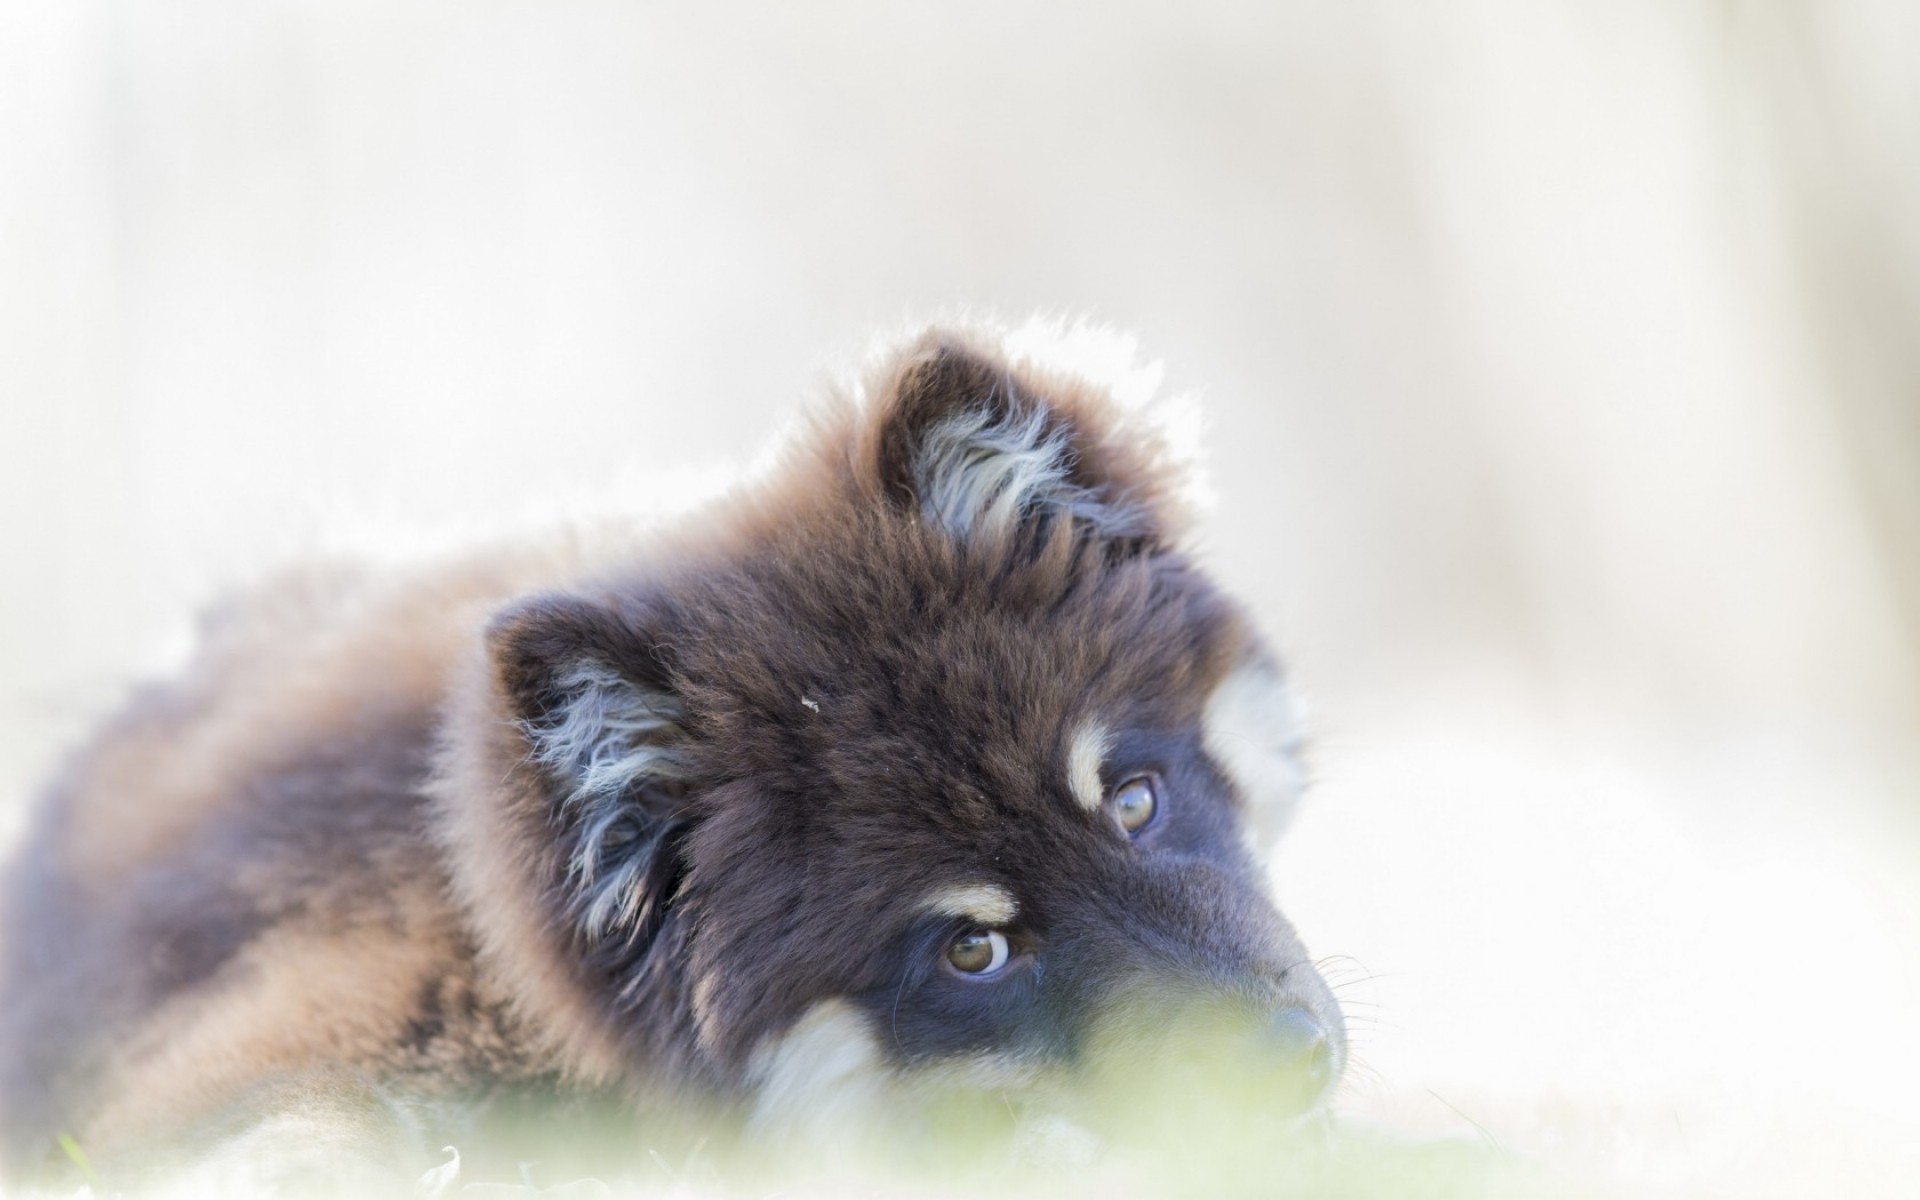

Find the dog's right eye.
[
  {"left": 945, "top": 929, "right": 1010, "bottom": 976},
  {"left": 1111, "top": 774, "right": 1159, "bottom": 834}
]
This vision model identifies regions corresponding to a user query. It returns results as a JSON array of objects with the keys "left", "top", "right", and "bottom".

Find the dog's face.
[{"left": 478, "top": 330, "right": 1341, "bottom": 1135}]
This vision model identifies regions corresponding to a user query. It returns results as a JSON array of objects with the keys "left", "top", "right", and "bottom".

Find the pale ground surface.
[{"left": 3, "top": 3, "right": 1917, "bottom": 1197}]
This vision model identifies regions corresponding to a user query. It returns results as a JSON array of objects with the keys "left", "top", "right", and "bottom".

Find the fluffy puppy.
[{"left": 0, "top": 322, "right": 1342, "bottom": 1187}]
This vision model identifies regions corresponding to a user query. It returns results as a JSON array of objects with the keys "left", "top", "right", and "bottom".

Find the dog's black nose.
[{"left": 1265, "top": 1008, "right": 1333, "bottom": 1114}]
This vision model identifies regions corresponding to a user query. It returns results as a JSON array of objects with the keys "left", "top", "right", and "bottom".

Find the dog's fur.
[{"left": 0, "top": 323, "right": 1342, "bottom": 1186}]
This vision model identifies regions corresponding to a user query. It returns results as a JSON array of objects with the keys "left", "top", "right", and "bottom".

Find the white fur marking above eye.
[
  {"left": 921, "top": 883, "right": 1018, "bottom": 927},
  {"left": 914, "top": 402, "right": 1144, "bottom": 541},
  {"left": 747, "top": 1001, "right": 891, "bottom": 1133},
  {"left": 1066, "top": 721, "right": 1112, "bottom": 812},
  {"left": 1202, "top": 664, "right": 1306, "bottom": 855},
  {"left": 524, "top": 662, "right": 688, "bottom": 939}
]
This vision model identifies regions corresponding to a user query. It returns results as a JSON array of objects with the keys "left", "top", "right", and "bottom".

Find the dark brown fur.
[{"left": 0, "top": 324, "right": 1341, "bottom": 1187}]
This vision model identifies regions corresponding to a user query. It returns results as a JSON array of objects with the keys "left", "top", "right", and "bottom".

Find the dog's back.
[{"left": 0, "top": 549, "right": 592, "bottom": 1177}]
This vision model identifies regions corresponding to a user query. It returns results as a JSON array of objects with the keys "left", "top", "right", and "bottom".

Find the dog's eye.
[
  {"left": 946, "top": 929, "right": 1010, "bottom": 976},
  {"left": 1112, "top": 775, "right": 1158, "bottom": 834}
]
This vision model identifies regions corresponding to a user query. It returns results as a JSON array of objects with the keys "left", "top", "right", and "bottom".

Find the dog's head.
[{"left": 446, "top": 325, "right": 1341, "bottom": 1141}]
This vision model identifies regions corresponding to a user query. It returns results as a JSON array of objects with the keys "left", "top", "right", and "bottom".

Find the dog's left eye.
[
  {"left": 1111, "top": 775, "right": 1158, "bottom": 834},
  {"left": 946, "top": 930, "right": 1010, "bottom": 976}
]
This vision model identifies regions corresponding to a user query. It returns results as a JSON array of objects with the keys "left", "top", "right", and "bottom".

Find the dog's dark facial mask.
[{"left": 487, "top": 333, "right": 1342, "bottom": 1144}]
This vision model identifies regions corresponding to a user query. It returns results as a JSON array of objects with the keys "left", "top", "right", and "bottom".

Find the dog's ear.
[
  {"left": 868, "top": 333, "right": 1184, "bottom": 552},
  {"left": 486, "top": 592, "right": 696, "bottom": 966}
]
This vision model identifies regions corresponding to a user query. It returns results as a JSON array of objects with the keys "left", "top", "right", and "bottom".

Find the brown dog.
[{"left": 0, "top": 323, "right": 1342, "bottom": 1188}]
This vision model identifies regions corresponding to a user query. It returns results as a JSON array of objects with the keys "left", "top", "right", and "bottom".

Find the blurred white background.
[{"left": 3, "top": 2, "right": 1916, "bottom": 1195}]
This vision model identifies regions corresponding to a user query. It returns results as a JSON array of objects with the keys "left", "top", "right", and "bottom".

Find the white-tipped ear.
[
  {"left": 913, "top": 402, "right": 1149, "bottom": 542},
  {"left": 529, "top": 661, "right": 687, "bottom": 806},
  {"left": 524, "top": 662, "right": 691, "bottom": 939},
  {"left": 488, "top": 594, "right": 695, "bottom": 947},
  {"left": 870, "top": 336, "right": 1175, "bottom": 549},
  {"left": 1202, "top": 663, "right": 1308, "bottom": 855}
]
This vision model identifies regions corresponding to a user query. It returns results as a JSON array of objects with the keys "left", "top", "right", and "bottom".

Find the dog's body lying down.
[{"left": 0, "top": 324, "right": 1343, "bottom": 1188}]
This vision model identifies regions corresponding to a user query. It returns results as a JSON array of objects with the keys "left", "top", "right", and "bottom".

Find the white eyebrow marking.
[
  {"left": 920, "top": 883, "right": 1018, "bottom": 927},
  {"left": 1066, "top": 720, "right": 1112, "bottom": 812}
]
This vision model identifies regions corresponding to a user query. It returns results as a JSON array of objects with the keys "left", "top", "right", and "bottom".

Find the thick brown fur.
[{"left": 0, "top": 323, "right": 1340, "bottom": 1187}]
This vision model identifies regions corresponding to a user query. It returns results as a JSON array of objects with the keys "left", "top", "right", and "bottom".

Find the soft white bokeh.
[{"left": 3, "top": 2, "right": 1916, "bottom": 1194}]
